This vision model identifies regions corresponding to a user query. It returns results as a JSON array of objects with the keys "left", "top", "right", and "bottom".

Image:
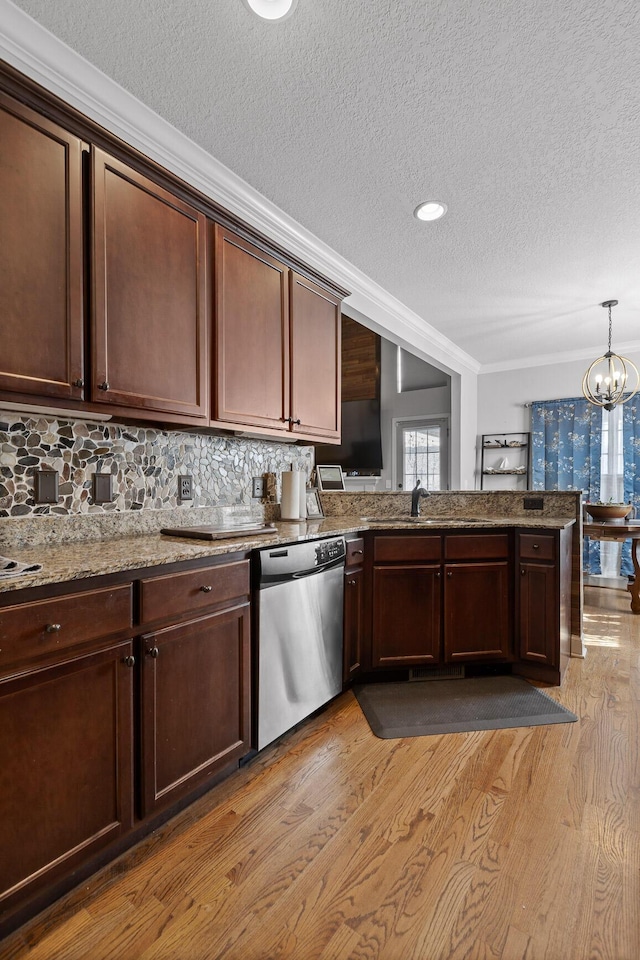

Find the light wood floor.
[{"left": 2, "top": 585, "right": 639, "bottom": 960}]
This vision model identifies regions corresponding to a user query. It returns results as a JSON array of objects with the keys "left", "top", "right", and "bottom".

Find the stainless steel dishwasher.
[{"left": 254, "top": 536, "right": 346, "bottom": 751}]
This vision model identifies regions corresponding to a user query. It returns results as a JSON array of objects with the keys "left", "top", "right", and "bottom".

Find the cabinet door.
[
  {"left": 0, "top": 641, "right": 134, "bottom": 912},
  {"left": 0, "top": 92, "right": 84, "bottom": 401},
  {"left": 214, "top": 225, "right": 289, "bottom": 433},
  {"left": 444, "top": 561, "right": 511, "bottom": 661},
  {"left": 140, "top": 603, "right": 251, "bottom": 816},
  {"left": 518, "top": 561, "right": 558, "bottom": 666},
  {"left": 91, "top": 148, "right": 208, "bottom": 420},
  {"left": 344, "top": 566, "right": 363, "bottom": 680},
  {"left": 372, "top": 565, "right": 441, "bottom": 667},
  {"left": 289, "top": 272, "right": 341, "bottom": 441}
]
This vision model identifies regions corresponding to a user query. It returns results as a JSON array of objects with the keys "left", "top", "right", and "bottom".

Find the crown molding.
[
  {"left": 480, "top": 340, "right": 640, "bottom": 375},
  {"left": 0, "top": 0, "right": 480, "bottom": 379}
]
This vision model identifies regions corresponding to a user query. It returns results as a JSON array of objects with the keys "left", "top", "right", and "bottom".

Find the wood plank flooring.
[{"left": 2, "top": 585, "right": 639, "bottom": 960}]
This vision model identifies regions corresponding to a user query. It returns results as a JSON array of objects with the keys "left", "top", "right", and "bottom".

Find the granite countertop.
[{"left": 0, "top": 515, "right": 575, "bottom": 596}]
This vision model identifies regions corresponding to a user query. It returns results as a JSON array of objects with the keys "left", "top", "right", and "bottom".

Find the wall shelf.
[{"left": 480, "top": 432, "right": 530, "bottom": 489}]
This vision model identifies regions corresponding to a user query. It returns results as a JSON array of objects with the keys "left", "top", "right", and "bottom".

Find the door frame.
[{"left": 392, "top": 415, "right": 450, "bottom": 491}]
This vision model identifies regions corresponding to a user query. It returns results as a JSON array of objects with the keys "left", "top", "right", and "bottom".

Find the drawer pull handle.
[
  {"left": 532, "top": 543, "right": 540, "bottom": 550},
  {"left": 147, "top": 646, "right": 160, "bottom": 659},
  {"left": 351, "top": 549, "right": 364, "bottom": 555},
  {"left": 45, "top": 623, "right": 61, "bottom": 633},
  {"left": 200, "top": 585, "right": 213, "bottom": 593},
  {"left": 123, "top": 655, "right": 135, "bottom": 668}
]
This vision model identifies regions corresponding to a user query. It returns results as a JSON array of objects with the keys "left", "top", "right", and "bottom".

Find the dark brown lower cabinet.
[
  {"left": 0, "top": 555, "right": 253, "bottom": 938},
  {"left": 343, "top": 566, "right": 363, "bottom": 680},
  {"left": 140, "top": 603, "right": 251, "bottom": 816},
  {"left": 372, "top": 564, "right": 442, "bottom": 667},
  {"left": 444, "top": 561, "right": 511, "bottom": 661},
  {"left": 515, "top": 529, "right": 572, "bottom": 683},
  {"left": 518, "top": 561, "right": 558, "bottom": 666},
  {"left": 0, "top": 640, "right": 134, "bottom": 914}
]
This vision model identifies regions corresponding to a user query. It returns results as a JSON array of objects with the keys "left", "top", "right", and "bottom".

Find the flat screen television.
[{"left": 314, "top": 398, "right": 383, "bottom": 474}]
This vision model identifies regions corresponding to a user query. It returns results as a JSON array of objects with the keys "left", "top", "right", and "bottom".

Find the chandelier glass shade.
[{"left": 582, "top": 300, "right": 639, "bottom": 411}]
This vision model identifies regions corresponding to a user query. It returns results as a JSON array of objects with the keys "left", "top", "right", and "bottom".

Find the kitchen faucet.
[{"left": 410, "top": 479, "right": 430, "bottom": 516}]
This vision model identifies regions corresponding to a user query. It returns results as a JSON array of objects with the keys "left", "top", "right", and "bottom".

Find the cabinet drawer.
[
  {"left": 346, "top": 538, "right": 365, "bottom": 567},
  {"left": 445, "top": 534, "right": 509, "bottom": 560},
  {"left": 374, "top": 535, "right": 441, "bottom": 563},
  {"left": 0, "top": 584, "right": 133, "bottom": 670},
  {"left": 140, "top": 560, "right": 250, "bottom": 623},
  {"left": 519, "top": 534, "right": 556, "bottom": 561}
]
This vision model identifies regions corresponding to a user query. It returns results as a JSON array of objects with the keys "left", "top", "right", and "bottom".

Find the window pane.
[{"left": 402, "top": 425, "right": 441, "bottom": 491}]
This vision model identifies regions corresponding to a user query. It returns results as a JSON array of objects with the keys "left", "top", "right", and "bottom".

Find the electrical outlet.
[
  {"left": 252, "top": 476, "right": 265, "bottom": 498},
  {"left": 178, "top": 475, "right": 193, "bottom": 501},
  {"left": 34, "top": 469, "right": 59, "bottom": 504},
  {"left": 523, "top": 496, "right": 544, "bottom": 510}
]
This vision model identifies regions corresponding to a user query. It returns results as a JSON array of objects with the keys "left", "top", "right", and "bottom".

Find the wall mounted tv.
[{"left": 314, "top": 398, "right": 383, "bottom": 474}]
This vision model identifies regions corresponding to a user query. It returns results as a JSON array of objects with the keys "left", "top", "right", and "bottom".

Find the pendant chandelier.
[{"left": 582, "top": 300, "right": 639, "bottom": 411}]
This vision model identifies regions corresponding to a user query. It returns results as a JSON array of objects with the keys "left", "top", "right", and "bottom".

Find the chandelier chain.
[{"left": 607, "top": 302, "right": 612, "bottom": 354}]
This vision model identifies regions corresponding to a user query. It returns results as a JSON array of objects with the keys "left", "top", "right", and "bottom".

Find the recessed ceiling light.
[
  {"left": 414, "top": 201, "right": 447, "bottom": 222},
  {"left": 241, "top": 0, "right": 298, "bottom": 21}
]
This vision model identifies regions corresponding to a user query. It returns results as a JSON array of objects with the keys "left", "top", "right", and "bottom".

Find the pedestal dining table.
[{"left": 583, "top": 520, "right": 640, "bottom": 614}]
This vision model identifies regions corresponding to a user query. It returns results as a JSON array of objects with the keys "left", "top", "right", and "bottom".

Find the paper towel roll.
[
  {"left": 281, "top": 471, "right": 301, "bottom": 520},
  {"left": 298, "top": 474, "right": 307, "bottom": 519}
]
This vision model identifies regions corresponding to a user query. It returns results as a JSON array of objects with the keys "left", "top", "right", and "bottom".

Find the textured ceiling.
[{"left": 9, "top": 0, "right": 640, "bottom": 369}]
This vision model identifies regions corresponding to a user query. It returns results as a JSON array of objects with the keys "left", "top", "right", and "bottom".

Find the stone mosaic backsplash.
[{"left": 0, "top": 413, "right": 313, "bottom": 519}]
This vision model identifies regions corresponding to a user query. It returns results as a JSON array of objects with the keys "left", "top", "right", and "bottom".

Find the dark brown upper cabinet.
[
  {"left": 0, "top": 92, "right": 84, "bottom": 402},
  {"left": 213, "top": 225, "right": 290, "bottom": 434},
  {"left": 91, "top": 148, "right": 208, "bottom": 422},
  {"left": 289, "top": 272, "right": 341, "bottom": 442},
  {"left": 213, "top": 225, "right": 341, "bottom": 442}
]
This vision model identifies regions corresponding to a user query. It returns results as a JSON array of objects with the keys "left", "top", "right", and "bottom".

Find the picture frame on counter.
[
  {"left": 316, "top": 464, "right": 345, "bottom": 491},
  {"left": 306, "top": 488, "right": 324, "bottom": 518}
]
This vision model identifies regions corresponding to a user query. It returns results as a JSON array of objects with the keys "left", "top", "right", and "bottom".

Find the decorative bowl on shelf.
[{"left": 584, "top": 503, "right": 633, "bottom": 521}]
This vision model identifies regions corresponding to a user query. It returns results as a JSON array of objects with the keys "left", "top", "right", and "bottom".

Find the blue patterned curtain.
[
  {"left": 621, "top": 396, "right": 640, "bottom": 577},
  {"left": 531, "top": 397, "right": 602, "bottom": 574}
]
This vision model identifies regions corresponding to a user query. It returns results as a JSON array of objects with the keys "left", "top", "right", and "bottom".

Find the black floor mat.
[{"left": 354, "top": 675, "right": 577, "bottom": 738}]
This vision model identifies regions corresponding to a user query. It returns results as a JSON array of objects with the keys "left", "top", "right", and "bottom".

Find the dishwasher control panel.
[
  {"left": 315, "top": 538, "right": 346, "bottom": 567},
  {"left": 257, "top": 536, "right": 346, "bottom": 584}
]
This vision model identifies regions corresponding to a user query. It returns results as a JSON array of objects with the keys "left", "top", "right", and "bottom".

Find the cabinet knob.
[
  {"left": 200, "top": 584, "right": 213, "bottom": 593},
  {"left": 447, "top": 571, "right": 452, "bottom": 578},
  {"left": 72, "top": 378, "right": 84, "bottom": 389},
  {"left": 348, "top": 578, "right": 357, "bottom": 586},
  {"left": 521, "top": 568, "right": 526, "bottom": 575},
  {"left": 45, "top": 623, "right": 61, "bottom": 633},
  {"left": 293, "top": 419, "right": 301, "bottom": 426},
  {"left": 147, "top": 646, "right": 160, "bottom": 658},
  {"left": 435, "top": 571, "right": 441, "bottom": 578},
  {"left": 98, "top": 381, "right": 110, "bottom": 391},
  {"left": 123, "top": 655, "right": 135, "bottom": 667}
]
